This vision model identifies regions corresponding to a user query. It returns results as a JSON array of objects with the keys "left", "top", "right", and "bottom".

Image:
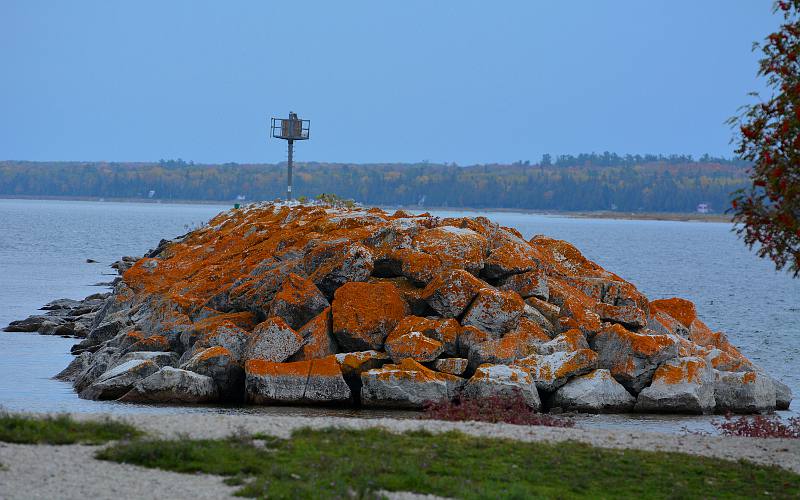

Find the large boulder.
[
  {"left": 591, "top": 324, "right": 678, "bottom": 393},
  {"left": 290, "top": 307, "right": 338, "bottom": 361},
  {"left": 411, "top": 226, "right": 489, "bottom": 275},
  {"left": 461, "top": 288, "right": 525, "bottom": 336},
  {"left": 714, "top": 370, "right": 776, "bottom": 413},
  {"left": 553, "top": 369, "right": 635, "bottom": 413},
  {"left": 304, "top": 240, "right": 374, "bottom": 299},
  {"left": 384, "top": 316, "right": 446, "bottom": 363},
  {"left": 268, "top": 273, "right": 329, "bottom": 330},
  {"left": 361, "top": 358, "right": 465, "bottom": 409},
  {"left": 482, "top": 242, "right": 539, "bottom": 280},
  {"left": 243, "top": 317, "right": 303, "bottom": 363},
  {"left": 181, "top": 346, "right": 245, "bottom": 401},
  {"left": 80, "top": 359, "right": 160, "bottom": 400},
  {"left": 245, "top": 356, "right": 351, "bottom": 405},
  {"left": 514, "top": 349, "right": 598, "bottom": 392},
  {"left": 498, "top": 270, "right": 548, "bottom": 300},
  {"left": 635, "top": 357, "right": 715, "bottom": 414},
  {"left": 421, "top": 269, "right": 486, "bottom": 318},
  {"left": 462, "top": 364, "right": 541, "bottom": 410},
  {"left": 120, "top": 367, "right": 218, "bottom": 403},
  {"left": 331, "top": 281, "right": 408, "bottom": 351},
  {"left": 465, "top": 318, "right": 549, "bottom": 369}
]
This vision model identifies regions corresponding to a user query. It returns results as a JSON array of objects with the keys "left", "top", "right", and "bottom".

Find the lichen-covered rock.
[
  {"left": 514, "top": 349, "right": 598, "bottom": 392},
  {"left": 591, "top": 324, "right": 678, "bottom": 393},
  {"left": 412, "top": 226, "right": 489, "bottom": 275},
  {"left": 421, "top": 269, "right": 486, "bottom": 318},
  {"left": 498, "top": 270, "right": 548, "bottom": 300},
  {"left": 635, "top": 357, "right": 715, "bottom": 414},
  {"left": 482, "top": 243, "right": 538, "bottom": 280},
  {"left": 331, "top": 281, "right": 407, "bottom": 351},
  {"left": 245, "top": 356, "right": 351, "bottom": 405},
  {"left": 335, "top": 350, "right": 391, "bottom": 391},
  {"left": 552, "top": 369, "right": 635, "bottom": 413},
  {"left": 430, "top": 357, "right": 469, "bottom": 376},
  {"left": 268, "top": 273, "right": 329, "bottom": 330},
  {"left": 462, "top": 364, "right": 541, "bottom": 409},
  {"left": 361, "top": 358, "right": 465, "bottom": 409},
  {"left": 384, "top": 318, "right": 444, "bottom": 363},
  {"left": 290, "top": 307, "right": 337, "bottom": 361},
  {"left": 112, "top": 351, "right": 179, "bottom": 370},
  {"left": 304, "top": 240, "right": 374, "bottom": 299},
  {"left": 714, "top": 370, "right": 776, "bottom": 413},
  {"left": 244, "top": 317, "right": 303, "bottom": 363},
  {"left": 465, "top": 318, "right": 549, "bottom": 370},
  {"left": 461, "top": 288, "right": 524, "bottom": 336},
  {"left": 120, "top": 367, "right": 218, "bottom": 403},
  {"left": 80, "top": 359, "right": 160, "bottom": 400},
  {"left": 181, "top": 346, "right": 245, "bottom": 401},
  {"left": 34, "top": 203, "right": 779, "bottom": 414}
]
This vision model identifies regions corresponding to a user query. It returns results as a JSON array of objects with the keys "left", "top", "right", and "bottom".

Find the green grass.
[
  {"left": 0, "top": 412, "right": 141, "bottom": 445},
  {"left": 96, "top": 427, "right": 800, "bottom": 499}
]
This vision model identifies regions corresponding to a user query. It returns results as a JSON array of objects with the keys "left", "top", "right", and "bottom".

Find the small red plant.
[
  {"left": 421, "top": 392, "right": 574, "bottom": 428},
  {"left": 713, "top": 412, "right": 800, "bottom": 439}
]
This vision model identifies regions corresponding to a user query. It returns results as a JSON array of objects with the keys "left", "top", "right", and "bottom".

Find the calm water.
[{"left": 0, "top": 199, "right": 797, "bottom": 433}]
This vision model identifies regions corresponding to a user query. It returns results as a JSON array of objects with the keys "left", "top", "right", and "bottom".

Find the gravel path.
[
  {"left": 76, "top": 412, "right": 800, "bottom": 474},
  {"left": 0, "top": 441, "right": 237, "bottom": 500}
]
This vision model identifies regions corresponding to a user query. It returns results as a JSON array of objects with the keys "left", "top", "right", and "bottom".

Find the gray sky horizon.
[{"left": 0, "top": 1, "right": 781, "bottom": 165}]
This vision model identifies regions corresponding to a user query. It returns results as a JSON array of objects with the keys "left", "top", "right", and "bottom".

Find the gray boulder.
[
  {"left": 714, "top": 370, "right": 776, "bottom": 413},
  {"left": 635, "top": 357, "right": 715, "bottom": 414},
  {"left": 772, "top": 377, "right": 793, "bottom": 410},
  {"left": 79, "top": 359, "right": 159, "bottom": 400},
  {"left": 243, "top": 317, "right": 303, "bottom": 363},
  {"left": 120, "top": 367, "right": 218, "bottom": 403},
  {"left": 461, "top": 288, "right": 525, "bottom": 337},
  {"left": 112, "top": 351, "right": 179, "bottom": 369},
  {"left": 553, "top": 369, "right": 635, "bottom": 413},
  {"left": 181, "top": 346, "right": 245, "bottom": 401},
  {"left": 462, "top": 364, "right": 541, "bottom": 410},
  {"left": 73, "top": 346, "right": 122, "bottom": 392}
]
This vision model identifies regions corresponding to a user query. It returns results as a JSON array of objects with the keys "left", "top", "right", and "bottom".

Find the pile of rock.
[{"left": 18, "top": 203, "right": 791, "bottom": 414}]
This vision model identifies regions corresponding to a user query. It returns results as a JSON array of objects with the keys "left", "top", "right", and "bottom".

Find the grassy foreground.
[
  {"left": 97, "top": 427, "right": 800, "bottom": 499},
  {"left": 0, "top": 412, "right": 141, "bottom": 444}
]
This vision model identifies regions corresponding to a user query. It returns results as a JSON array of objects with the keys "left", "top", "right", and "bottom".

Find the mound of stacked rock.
[{"left": 56, "top": 203, "right": 791, "bottom": 414}]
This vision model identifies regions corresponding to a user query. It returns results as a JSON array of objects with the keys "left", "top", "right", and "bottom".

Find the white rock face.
[
  {"left": 244, "top": 317, "right": 303, "bottom": 363},
  {"left": 635, "top": 357, "right": 715, "bottom": 414},
  {"left": 553, "top": 369, "right": 635, "bottom": 413},
  {"left": 714, "top": 370, "right": 776, "bottom": 413},
  {"left": 120, "top": 367, "right": 218, "bottom": 403},
  {"left": 79, "top": 359, "right": 159, "bottom": 400},
  {"left": 462, "top": 364, "right": 541, "bottom": 410}
]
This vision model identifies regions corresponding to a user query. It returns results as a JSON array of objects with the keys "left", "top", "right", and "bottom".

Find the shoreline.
[{"left": 0, "top": 195, "right": 733, "bottom": 223}]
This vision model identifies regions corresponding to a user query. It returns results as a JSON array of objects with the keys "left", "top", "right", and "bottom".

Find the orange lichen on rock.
[
  {"left": 59, "top": 202, "right": 779, "bottom": 413},
  {"left": 331, "top": 281, "right": 408, "bottom": 351},
  {"left": 650, "top": 298, "right": 697, "bottom": 328}
]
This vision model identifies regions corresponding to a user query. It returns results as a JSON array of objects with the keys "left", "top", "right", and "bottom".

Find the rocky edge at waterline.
[{"left": 6, "top": 203, "right": 792, "bottom": 414}]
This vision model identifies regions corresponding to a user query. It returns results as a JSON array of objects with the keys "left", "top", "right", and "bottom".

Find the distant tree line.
[{"left": 0, "top": 156, "right": 750, "bottom": 212}]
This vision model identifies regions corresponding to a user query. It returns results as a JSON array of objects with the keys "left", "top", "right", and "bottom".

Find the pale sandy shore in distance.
[{"left": 0, "top": 196, "right": 734, "bottom": 223}]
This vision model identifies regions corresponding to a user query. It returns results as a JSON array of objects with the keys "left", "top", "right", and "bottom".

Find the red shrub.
[
  {"left": 713, "top": 412, "right": 800, "bottom": 439},
  {"left": 421, "top": 393, "right": 574, "bottom": 428}
]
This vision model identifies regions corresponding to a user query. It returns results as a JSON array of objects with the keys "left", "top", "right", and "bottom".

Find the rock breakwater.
[{"left": 7, "top": 203, "right": 792, "bottom": 414}]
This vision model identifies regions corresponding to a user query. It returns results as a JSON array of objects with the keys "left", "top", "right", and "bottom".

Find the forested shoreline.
[{"left": 0, "top": 155, "right": 749, "bottom": 212}]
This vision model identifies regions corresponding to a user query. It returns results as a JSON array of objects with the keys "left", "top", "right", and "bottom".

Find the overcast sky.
[{"left": 0, "top": 1, "right": 781, "bottom": 165}]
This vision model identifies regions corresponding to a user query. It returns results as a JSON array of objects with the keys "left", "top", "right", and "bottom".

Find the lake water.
[{"left": 0, "top": 199, "right": 797, "bottom": 433}]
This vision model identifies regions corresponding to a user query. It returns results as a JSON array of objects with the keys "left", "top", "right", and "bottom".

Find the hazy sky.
[{"left": 0, "top": 1, "right": 781, "bottom": 165}]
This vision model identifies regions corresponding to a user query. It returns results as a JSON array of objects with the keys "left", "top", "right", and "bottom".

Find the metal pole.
[{"left": 287, "top": 139, "right": 294, "bottom": 201}]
